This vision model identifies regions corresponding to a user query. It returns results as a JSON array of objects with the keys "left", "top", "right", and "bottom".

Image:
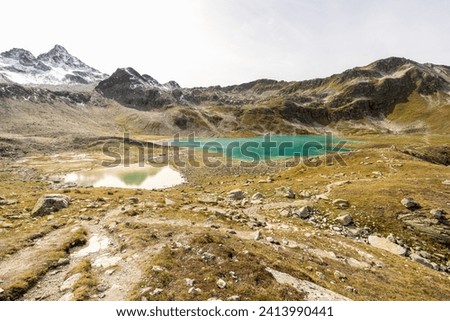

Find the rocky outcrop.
[
  {"left": 95, "top": 68, "right": 180, "bottom": 110},
  {"left": 31, "top": 194, "right": 71, "bottom": 217},
  {"left": 368, "top": 235, "right": 407, "bottom": 256}
]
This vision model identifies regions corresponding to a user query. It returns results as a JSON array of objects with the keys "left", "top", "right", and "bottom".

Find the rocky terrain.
[{"left": 0, "top": 46, "right": 449, "bottom": 301}]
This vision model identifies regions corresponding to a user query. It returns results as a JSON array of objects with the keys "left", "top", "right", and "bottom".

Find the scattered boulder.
[
  {"left": 251, "top": 192, "right": 264, "bottom": 204},
  {"left": 152, "top": 265, "right": 166, "bottom": 272},
  {"left": 299, "top": 190, "right": 312, "bottom": 199},
  {"left": 334, "top": 270, "right": 347, "bottom": 281},
  {"left": 275, "top": 186, "right": 295, "bottom": 199},
  {"left": 345, "top": 286, "right": 358, "bottom": 294},
  {"left": 368, "top": 235, "right": 407, "bottom": 256},
  {"left": 334, "top": 213, "right": 353, "bottom": 226},
  {"left": 31, "top": 194, "right": 71, "bottom": 217},
  {"left": 164, "top": 198, "right": 175, "bottom": 206},
  {"left": 410, "top": 253, "right": 434, "bottom": 269},
  {"left": 430, "top": 209, "right": 446, "bottom": 220},
  {"left": 185, "top": 278, "right": 195, "bottom": 287},
  {"left": 401, "top": 197, "right": 420, "bottom": 210},
  {"left": 227, "top": 295, "right": 240, "bottom": 301},
  {"left": 442, "top": 179, "right": 450, "bottom": 185},
  {"left": 279, "top": 208, "right": 292, "bottom": 217},
  {"left": 293, "top": 206, "right": 313, "bottom": 219},
  {"left": 60, "top": 273, "right": 82, "bottom": 292},
  {"left": 332, "top": 199, "right": 349, "bottom": 209},
  {"left": 227, "top": 189, "right": 246, "bottom": 200},
  {"left": 188, "top": 287, "right": 202, "bottom": 294},
  {"left": 198, "top": 194, "right": 218, "bottom": 205},
  {"left": 216, "top": 279, "right": 227, "bottom": 289}
]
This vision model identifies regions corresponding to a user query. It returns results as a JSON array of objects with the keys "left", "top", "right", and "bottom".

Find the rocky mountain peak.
[
  {"left": 367, "top": 57, "right": 415, "bottom": 74},
  {"left": 0, "top": 44, "right": 107, "bottom": 85},
  {"left": 1, "top": 48, "right": 35, "bottom": 62},
  {"left": 96, "top": 67, "right": 180, "bottom": 110},
  {"left": 37, "top": 44, "right": 89, "bottom": 70}
]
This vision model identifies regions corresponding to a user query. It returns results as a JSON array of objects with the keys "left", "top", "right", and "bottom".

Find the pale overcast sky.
[{"left": 1, "top": 0, "right": 449, "bottom": 87}]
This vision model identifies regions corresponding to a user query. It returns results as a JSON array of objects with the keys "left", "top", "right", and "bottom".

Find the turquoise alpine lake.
[{"left": 170, "top": 135, "right": 351, "bottom": 160}]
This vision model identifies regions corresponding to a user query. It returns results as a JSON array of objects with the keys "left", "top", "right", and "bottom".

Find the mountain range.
[
  {"left": 0, "top": 45, "right": 449, "bottom": 135},
  {"left": 0, "top": 45, "right": 107, "bottom": 85}
]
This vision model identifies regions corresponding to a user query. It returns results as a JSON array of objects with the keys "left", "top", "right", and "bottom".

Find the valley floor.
[{"left": 0, "top": 133, "right": 449, "bottom": 301}]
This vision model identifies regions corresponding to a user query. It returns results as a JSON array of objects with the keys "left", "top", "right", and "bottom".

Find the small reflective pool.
[{"left": 64, "top": 164, "right": 185, "bottom": 190}]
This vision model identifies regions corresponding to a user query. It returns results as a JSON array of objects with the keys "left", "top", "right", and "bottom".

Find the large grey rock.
[
  {"left": 401, "top": 197, "right": 420, "bottom": 210},
  {"left": 410, "top": 253, "right": 434, "bottom": 269},
  {"left": 368, "top": 235, "right": 407, "bottom": 256},
  {"left": 430, "top": 208, "right": 446, "bottom": 220},
  {"left": 293, "top": 206, "right": 313, "bottom": 219},
  {"left": 250, "top": 192, "right": 264, "bottom": 204},
  {"left": 31, "top": 194, "right": 71, "bottom": 217},
  {"left": 275, "top": 186, "right": 295, "bottom": 199},
  {"left": 228, "top": 189, "right": 245, "bottom": 200},
  {"left": 60, "top": 273, "right": 82, "bottom": 292},
  {"left": 335, "top": 213, "right": 353, "bottom": 226},
  {"left": 332, "top": 199, "right": 349, "bottom": 209}
]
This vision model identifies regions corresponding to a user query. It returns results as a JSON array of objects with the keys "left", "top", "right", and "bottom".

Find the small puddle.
[
  {"left": 64, "top": 164, "right": 185, "bottom": 190},
  {"left": 71, "top": 234, "right": 110, "bottom": 258}
]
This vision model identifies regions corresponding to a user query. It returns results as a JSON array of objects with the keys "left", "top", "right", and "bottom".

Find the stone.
[
  {"left": 227, "top": 295, "right": 240, "bottom": 301},
  {"left": 152, "top": 265, "right": 166, "bottom": 272},
  {"left": 430, "top": 209, "right": 446, "bottom": 220},
  {"left": 275, "top": 186, "right": 295, "bottom": 199},
  {"left": 201, "top": 252, "right": 216, "bottom": 262},
  {"left": 401, "top": 197, "right": 420, "bottom": 210},
  {"left": 150, "top": 288, "right": 163, "bottom": 296},
  {"left": 442, "top": 180, "right": 450, "bottom": 185},
  {"left": 105, "top": 269, "right": 115, "bottom": 276},
  {"left": 216, "top": 278, "right": 227, "bottom": 289},
  {"left": 316, "top": 272, "right": 326, "bottom": 280},
  {"left": 164, "top": 198, "right": 175, "bottom": 206},
  {"left": 92, "top": 255, "right": 122, "bottom": 268},
  {"left": 368, "top": 235, "right": 407, "bottom": 256},
  {"left": 293, "top": 206, "right": 313, "bottom": 219},
  {"left": 31, "top": 194, "right": 70, "bottom": 217},
  {"left": 188, "top": 287, "right": 202, "bottom": 294},
  {"left": 332, "top": 199, "right": 349, "bottom": 209},
  {"left": 254, "top": 230, "right": 262, "bottom": 241},
  {"left": 227, "top": 189, "right": 245, "bottom": 200},
  {"left": 198, "top": 194, "right": 218, "bottom": 205},
  {"left": 60, "top": 273, "right": 82, "bottom": 292},
  {"left": 410, "top": 253, "right": 434, "bottom": 269},
  {"left": 57, "top": 258, "right": 70, "bottom": 266},
  {"left": 251, "top": 192, "right": 265, "bottom": 200},
  {"left": 334, "top": 213, "right": 353, "bottom": 226},
  {"left": 185, "top": 278, "right": 195, "bottom": 287},
  {"left": 419, "top": 251, "right": 432, "bottom": 259},
  {"left": 250, "top": 192, "right": 264, "bottom": 204},
  {"left": 279, "top": 208, "right": 292, "bottom": 217},
  {"left": 345, "top": 286, "right": 358, "bottom": 294},
  {"left": 299, "top": 190, "right": 312, "bottom": 199},
  {"left": 334, "top": 270, "right": 347, "bottom": 281},
  {"left": 97, "top": 284, "right": 109, "bottom": 292}
]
